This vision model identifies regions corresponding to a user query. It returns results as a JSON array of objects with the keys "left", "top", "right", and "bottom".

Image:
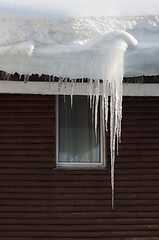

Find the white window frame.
[{"left": 56, "top": 95, "right": 106, "bottom": 168}]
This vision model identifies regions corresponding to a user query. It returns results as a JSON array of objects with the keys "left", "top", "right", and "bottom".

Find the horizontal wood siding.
[{"left": 0, "top": 94, "right": 159, "bottom": 239}]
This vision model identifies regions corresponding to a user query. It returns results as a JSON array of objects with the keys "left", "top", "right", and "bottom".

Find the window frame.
[{"left": 56, "top": 95, "right": 106, "bottom": 169}]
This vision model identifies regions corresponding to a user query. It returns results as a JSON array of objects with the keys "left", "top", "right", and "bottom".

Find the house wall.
[{"left": 0, "top": 94, "right": 158, "bottom": 239}]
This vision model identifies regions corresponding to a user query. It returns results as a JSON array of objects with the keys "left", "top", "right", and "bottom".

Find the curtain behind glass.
[{"left": 59, "top": 96, "right": 100, "bottom": 163}]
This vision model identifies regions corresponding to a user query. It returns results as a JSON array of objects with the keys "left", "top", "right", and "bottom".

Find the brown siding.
[{"left": 0, "top": 94, "right": 159, "bottom": 239}]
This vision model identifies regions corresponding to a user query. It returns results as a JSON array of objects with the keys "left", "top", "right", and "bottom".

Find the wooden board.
[{"left": 0, "top": 94, "right": 158, "bottom": 239}]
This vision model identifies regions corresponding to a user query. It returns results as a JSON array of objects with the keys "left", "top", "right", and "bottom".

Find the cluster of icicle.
[
  {"left": 66, "top": 30, "right": 138, "bottom": 208},
  {"left": 1, "top": 30, "right": 137, "bottom": 208},
  {"left": 94, "top": 31, "right": 138, "bottom": 208}
]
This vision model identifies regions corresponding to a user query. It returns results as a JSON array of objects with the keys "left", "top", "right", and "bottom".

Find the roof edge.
[{"left": 1, "top": 71, "right": 159, "bottom": 84}]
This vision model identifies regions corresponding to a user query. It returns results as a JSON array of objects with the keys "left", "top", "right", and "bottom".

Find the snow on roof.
[{"left": 0, "top": 0, "right": 159, "bottom": 77}]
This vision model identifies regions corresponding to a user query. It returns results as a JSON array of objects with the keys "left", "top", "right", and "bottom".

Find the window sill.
[{"left": 54, "top": 165, "right": 106, "bottom": 170}]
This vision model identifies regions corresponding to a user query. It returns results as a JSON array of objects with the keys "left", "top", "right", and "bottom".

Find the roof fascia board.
[{"left": 0, "top": 81, "right": 158, "bottom": 96}]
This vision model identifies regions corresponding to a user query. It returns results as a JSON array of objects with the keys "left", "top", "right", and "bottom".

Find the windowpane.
[{"left": 58, "top": 96, "right": 100, "bottom": 164}]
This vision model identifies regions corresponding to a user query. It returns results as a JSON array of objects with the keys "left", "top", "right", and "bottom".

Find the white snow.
[
  {"left": 0, "top": 0, "right": 159, "bottom": 77},
  {"left": 0, "top": 16, "right": 158, "bottom": 76}
]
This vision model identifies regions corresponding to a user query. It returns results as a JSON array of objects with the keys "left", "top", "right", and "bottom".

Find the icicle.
[
  {"left": 70, "top": 79, "right": 75, "bottom": 108},
  {"left": 94, "top": 80, "right": 100, "bottom": 139},
  {"left": 64, "top": 78, "right": 68, "bottom": 89},
  {"left": 19, "top": 74, "right": 22, "bottom": 82},
  {"left": 48, "top": 30, "right": 137, "bottom": 209},
  {"left": 58, "top": 77, "right": 63, "bottom": 92},
  {"left": 104, "top": 82, "right": 109, "bottom": 132},
  {"left": 2, "top": 72, "right": 7, "bottom": 81},
  {"left": 49, "top": 75, "right": 52, "bottom": 83},
  {"left": 89, "top": 79, "right": 93, "bottom": 109},
  {"left": 24, "top": 74, "right": 29, "bottom": 83},
  {"left": 110, "top": 89, "right": 117, "bottom": 209},
  {"left": 92, "top": 95, "right": 96, "bottom": 124},
  {"left": 108, "top": 48, "right": 124, "bottom": 209},
  {"left": 44, "top": 75, "right": 47, "bottom": 82},
  {"left": 6, "top": 73, "right": 11, "bottom": 81},
  {"left": 63, "top": 78, "right": 68, "bottom": 103}
]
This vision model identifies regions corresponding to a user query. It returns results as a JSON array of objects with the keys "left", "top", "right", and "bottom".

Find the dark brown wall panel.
[{"left": 0, "top": 94, "right": 158, "bottom": 239}]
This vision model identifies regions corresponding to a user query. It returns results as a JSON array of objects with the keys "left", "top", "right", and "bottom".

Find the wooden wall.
[{"left": 0, "top": 94, "right": 158, "bottom": 239}]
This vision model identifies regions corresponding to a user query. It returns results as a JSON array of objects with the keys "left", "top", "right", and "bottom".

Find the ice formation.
[
  {"left": 0, "top": 0, "right": 158, "bottom": 207},
  {"left": 88, "top": 30, "right": 138, "bottom": 208},
  {"left": 53, "top": 30, "right": 138, "bottom": 208},
  {"left": 53, "top": 30, "right": 137, "bottom": 208},
  {"left": 0, "top": 29, "right": 138, "bottom": 207}
]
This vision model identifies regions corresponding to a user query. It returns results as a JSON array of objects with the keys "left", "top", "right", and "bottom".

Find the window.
[{"left": 56, "top": 95, "right": 105, "bottom": 168}]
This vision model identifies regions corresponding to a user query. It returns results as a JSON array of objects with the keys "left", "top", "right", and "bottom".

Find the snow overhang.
[
  {"left": 0, "top": 1, "right": 159, "bottom": 78},
  {"left": 0, "top": 15, "right": 159, "bottom": 78}
]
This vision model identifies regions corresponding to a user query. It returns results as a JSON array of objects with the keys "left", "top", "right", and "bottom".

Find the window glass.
[{"left": 58, "top": 96, "right": 100, "bottom": 164}]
